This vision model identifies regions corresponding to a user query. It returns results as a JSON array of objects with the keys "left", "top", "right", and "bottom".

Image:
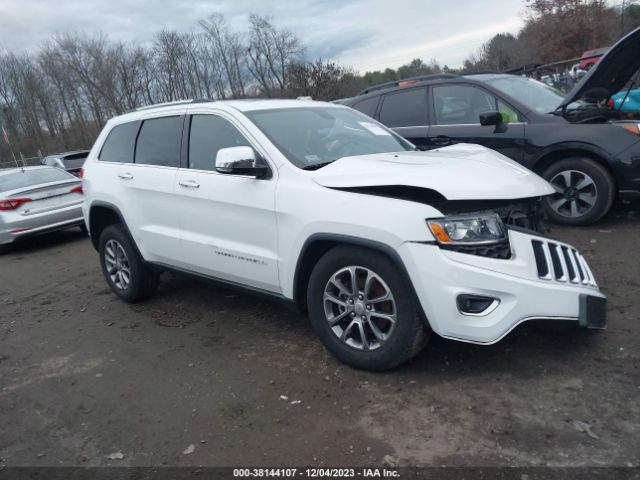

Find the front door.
[{"left": 174, "top": 112, "right": 280, "bottom": 293}]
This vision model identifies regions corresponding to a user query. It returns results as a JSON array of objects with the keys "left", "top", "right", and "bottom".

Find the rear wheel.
[
  {"left": 542, "top": 157, "right": 615, "bottom": 226},
  {"left": 99, "top": 224, "right": 159, "bottom": 302},
  {"left": 307, "top": 245, "right": 430, "bottom": 371}
]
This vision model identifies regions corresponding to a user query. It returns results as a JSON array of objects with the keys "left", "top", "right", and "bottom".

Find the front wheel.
[
  {"left": 307, "top": 246, "right": 430, "bottom": 371},
  {"left": 542, "top": 157, "right": 615, "bottom": 226}
]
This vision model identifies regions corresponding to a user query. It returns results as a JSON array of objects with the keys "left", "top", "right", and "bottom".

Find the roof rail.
[
  {"left": 358, "top": 73, "right": 460, "bottom": 95},
  {"left": 128, "top": 98, "right": 213, "bottom": 113}
]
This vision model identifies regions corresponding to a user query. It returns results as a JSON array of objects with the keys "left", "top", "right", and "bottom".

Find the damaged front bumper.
[{"left": 398, "top": 229, "right": 606, "bottom": 344}]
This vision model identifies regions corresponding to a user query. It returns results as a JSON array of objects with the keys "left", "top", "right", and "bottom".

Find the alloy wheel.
[
  {"left": 104, "top": 239, "right": 131, "bottom": 290},
  {"left": 323, "top": 266, "right": 397, "bottom": 351},
  {"left": 548, "top": 169, "right": 598, "bottom": 218}
]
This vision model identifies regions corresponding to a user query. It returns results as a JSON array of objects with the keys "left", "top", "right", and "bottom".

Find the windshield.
[
  {"left": 485, "top": 76, "right": 567, "bottom": 113},
  {"left": 244, "top": 107, "right": 414, "bottom": 169},
  {"left": 0, "top": 168, "right": 74, "bottom": 193}
]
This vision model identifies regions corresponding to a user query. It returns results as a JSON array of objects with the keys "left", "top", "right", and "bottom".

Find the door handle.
[
  {"left": 179, "top": 180, "right": 200, "bottom": 188},
  {"left": 432, "top": 135, "right": 451, "bottom": 146},
  {"left": 118, "top": 173, "right": 133, "bottom": 180}
]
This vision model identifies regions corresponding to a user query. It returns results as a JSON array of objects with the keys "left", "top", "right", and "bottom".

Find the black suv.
[{"left": 339, "top": 28, "right": 640, "bottom": 225}]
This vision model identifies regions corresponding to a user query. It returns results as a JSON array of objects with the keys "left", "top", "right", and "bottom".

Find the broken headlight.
[{"left": 427, "top": 214, "right": 507, "bottom": 245}]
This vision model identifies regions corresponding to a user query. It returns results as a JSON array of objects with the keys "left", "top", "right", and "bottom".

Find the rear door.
[
  {"left": 427, "top": 84, "right": 526, "bottom": 161},
  {"left": 173, "top": 111, "right": 280, "bottom": 293},
  {"left": 378, "top": 87, "right": 429, "bottom": 149},
  {"left": 117, "top": 112, "right": 184, "bottom": 264}
]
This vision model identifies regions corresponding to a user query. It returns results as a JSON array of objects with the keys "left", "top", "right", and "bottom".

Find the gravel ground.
[{"left": 0, "top": 204, "right": 638, "bottom": 469}]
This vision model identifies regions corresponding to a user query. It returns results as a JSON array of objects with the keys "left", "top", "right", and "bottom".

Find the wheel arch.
[
  {"left": 88, "top": 202, "right": 137, "bottom": 254},
  {"left": 531, "top": 145, "right": 617, "bottom": 193},
  {"left": 292, "top": 234, "right": 429, "bottom": 325}
]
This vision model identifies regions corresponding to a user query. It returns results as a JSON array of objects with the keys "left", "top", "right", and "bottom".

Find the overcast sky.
[{"left": 0, "top": 0, "right": 526, "bottom": 71}]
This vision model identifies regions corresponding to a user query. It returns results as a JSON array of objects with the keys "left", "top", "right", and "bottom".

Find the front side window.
[
  {"left": 433, "top": 85, "right": 497, "bottom": 125},
  {"left": 188, "top": 115, "right": 251, "bottom": 171},
  {"left": 244, "top": 107, "right": 414, "bottom": 170},
  {"left": 99, "top": 122, "right": 139, "bottom": 163},
  {"left": 135, "top": 116, "right": 182, "bottom": 167},
  {"left": 379, "top": 88, "right": 427, "bottom": 127}
]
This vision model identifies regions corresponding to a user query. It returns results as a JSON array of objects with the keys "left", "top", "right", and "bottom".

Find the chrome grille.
[{"left": 531, "top": 239, "right": 597, "bottom": 287}]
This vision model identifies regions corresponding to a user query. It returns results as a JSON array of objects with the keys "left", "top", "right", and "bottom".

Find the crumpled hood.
[
  {"left": 312, "top": 143, "right": 554, "bottom": 200},
  {"left": 560, "top": 26, "right": 640, "bottom": 108}
]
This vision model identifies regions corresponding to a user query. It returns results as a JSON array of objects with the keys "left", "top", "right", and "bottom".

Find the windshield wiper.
[{"left": 301, "top": 162, "right": 334, "bottom": 171}]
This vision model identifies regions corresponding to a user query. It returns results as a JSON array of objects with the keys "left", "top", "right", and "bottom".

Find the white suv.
[{"left": 82, "top": 99, "right": 606, "bottom": 370}]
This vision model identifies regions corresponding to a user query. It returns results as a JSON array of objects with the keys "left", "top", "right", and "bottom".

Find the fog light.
[{"left": 457, "top": 294, "right": 499, "bottom": 316}]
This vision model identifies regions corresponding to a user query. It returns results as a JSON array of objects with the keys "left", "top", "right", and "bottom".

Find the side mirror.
[
  {"left": 215, "top": 146, "right": 269, "bottom": 178},
  {"left": 479, "top": 111, "right": 504, "bottom": 126}
]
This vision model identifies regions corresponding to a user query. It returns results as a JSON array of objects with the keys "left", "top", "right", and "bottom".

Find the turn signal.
[{"left": 614, "top": 122, "right": 640, "bottom": 136}]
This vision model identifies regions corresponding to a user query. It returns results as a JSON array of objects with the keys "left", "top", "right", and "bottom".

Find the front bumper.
[{"left": 398, "top": 229, "right": 606, "bottom": 344}]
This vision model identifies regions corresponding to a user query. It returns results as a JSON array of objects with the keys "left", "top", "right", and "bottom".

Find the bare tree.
[
  {"left": 246, "top": 14, "right": 304, "bottom": 97},
  {"left": 199, "top": 14, "right": 247, "bottom": 98}
]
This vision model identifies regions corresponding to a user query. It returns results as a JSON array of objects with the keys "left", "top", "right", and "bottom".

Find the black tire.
[
  {"left": 541, "top": 157, "right": 615, "bottom": 226},
  {"left": 0, "top": 244, "right": 10, "bottom": 255},
  {"left": 98, "top": 224, "right": 159, "bottom": 302},
  {"left": 307, "top": 245, "right": 430, "bottom": 371}
]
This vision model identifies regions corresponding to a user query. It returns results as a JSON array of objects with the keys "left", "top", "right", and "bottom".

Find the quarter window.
[
  {"left": 188, "top": 115, "right": 251, "bottom": 171},
  {"left": 379, "top": 88, "right": 427, "bottom": 127},
  {"left": 99, "top": 122, "right": 139, "bottom": 163},
  {"left": 135, "top": 116, "right": 182, "bottom": 167},
  {"left": 433, "top": 85, "right": 497, "bottom": 125}
]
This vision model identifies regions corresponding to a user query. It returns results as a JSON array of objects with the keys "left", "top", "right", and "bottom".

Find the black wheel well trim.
[
  {"left": 531, "top": 145, "right": 616, "bottom": 178},
  {"left": 292, "top": 233, "right": 431, "bottom": 327},
  {"left": 87, "top": 201, "right": 143, "bottom": 259}
]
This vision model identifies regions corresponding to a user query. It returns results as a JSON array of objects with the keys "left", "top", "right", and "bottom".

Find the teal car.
[{"left": 611, "top": 88, "right": 640, "bottom": 112}]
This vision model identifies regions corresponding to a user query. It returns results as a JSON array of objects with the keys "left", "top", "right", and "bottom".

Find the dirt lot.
[{"left": 0, "top": 205, "right": 639, "bottom": 469}]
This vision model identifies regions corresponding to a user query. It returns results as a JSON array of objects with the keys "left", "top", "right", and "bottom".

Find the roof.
[
  {"left": 343, "top": 73, "right": 517, "bottom": 103},
  {"left": 110, "top": 98, "right": 342, "bottom": 125}
]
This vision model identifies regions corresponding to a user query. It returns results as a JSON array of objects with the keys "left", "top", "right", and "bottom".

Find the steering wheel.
[{"left": 322, "top": 133, "right": 373, "bottom": 157}]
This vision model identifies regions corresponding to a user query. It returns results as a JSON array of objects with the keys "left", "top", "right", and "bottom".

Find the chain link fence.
[{"left": 0, "top": 150, "right": 44, "bottom": 169}]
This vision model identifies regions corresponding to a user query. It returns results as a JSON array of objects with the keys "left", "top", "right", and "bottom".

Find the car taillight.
[
  {"left": 0, "top": 198, "right": 32, "bottom": 210},
  {"left": 607, "top": 99, "right": 614, "bottom": 108},
  {"left": 614, "top": 122, "right": 640, "bottom": 136},
  {"left": 69, "top": 185, "right": 84, "bottom": 194},
  {"left": 79, "top": 168, "right": 84, "bottom": 179}
]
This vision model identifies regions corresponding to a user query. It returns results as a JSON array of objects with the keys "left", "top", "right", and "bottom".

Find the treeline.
[
  {"left": 463, "top": 0, "right": 640, "bottom": 72},
  {"left": 0, "top": 14, "right": 364, "bottom": 158}
]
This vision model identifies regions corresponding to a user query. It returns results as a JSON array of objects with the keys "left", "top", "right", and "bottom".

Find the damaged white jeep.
[{"left": 83, "top": 100, "right": 606, "bottom": 370}]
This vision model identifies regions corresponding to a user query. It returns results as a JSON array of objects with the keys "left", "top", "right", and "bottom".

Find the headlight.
[{"left": 427, "top": 214, "right": 507, "bottom": 245}]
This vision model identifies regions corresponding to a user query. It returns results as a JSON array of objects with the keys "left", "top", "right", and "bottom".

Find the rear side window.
[
  {"left": 351, "top": 96, "right": 379, "bottom": 118},
  {"left": 188, "top": 115, "right": 251, "bottom": 171},
  {"left": 379, "top": 88, "right": 427, "bottom": 127},
  {"left": 0, "top": 168, "right": 74, "bottom": 192},
  {"left": 135, "top": 116, "right": 182, "bottom": 167},
  {"left": 99, "top": 122, "right": 139, "bottom": 163}
]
